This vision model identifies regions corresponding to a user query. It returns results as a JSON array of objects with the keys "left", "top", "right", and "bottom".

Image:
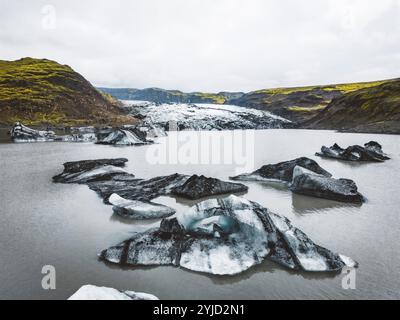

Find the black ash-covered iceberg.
[
  {"left": 231, "top": 157, "right": 364, "bottom": 203},
  {"left": 230, "top": 157, "right": 332, "bottom": 183},
  {"left": 53, "top": 158, "right": 130, "bottom": 184},
  {"left": 100, "top": 195, "right": 357, "bottom": 275},
  {"left": 9, "top": 122, "right": 162, "bottom": 145},
  {"left": 316, "top": 141, "right": 390, "bottom": 162},
  {"left": 290, "top": 166, "right": 364, "bottom": 203},
  {"left": 10, "top": 122, "right": 97, "bottom": 143},
  {"left": 10, "top": 122, "right": 56, "bottom": 142},
  {"left": 171, "top": 174, "right": 248, "bottom": 200},
  {"left": 53, "top": 159, "right": 249, "bottom": 218},
  {"left": 96, "top": 126, "right": 152, "bottom": 146}
]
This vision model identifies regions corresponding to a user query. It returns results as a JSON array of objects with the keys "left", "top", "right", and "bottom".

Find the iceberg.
[
  {"left": 290, "top": 166, "right": 364, "bottom": 203},
  {"left": 100, "top": 195, "right": 357, "bottom": 275},
  {"left": 230, "top": 157, "right": 332, "bottom": 183},
  {"left": 316, "top": 141, "right": 390, "bottom": 162}
]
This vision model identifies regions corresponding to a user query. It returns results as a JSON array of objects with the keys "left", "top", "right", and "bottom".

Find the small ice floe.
[
  {"left": 68, "top": 285, "right": 159, "bottom": 300},
  {"left": 108, "top": 193, "right": 175, "bottom": 220}
]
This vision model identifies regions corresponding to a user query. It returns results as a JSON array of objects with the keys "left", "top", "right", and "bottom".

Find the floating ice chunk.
[
  {"left": 316, "top": 142, "right": 390, "bottom": 162},
  {"left": 339, "top": 254, "right": 358, "bottom": 268},
  {"left": 68, "top": 285, "right": 159, "bottom": 300},
  {"left": 231, "top": 157, "right": 332, "bottom": 183},
  {"left": 97, "top": 129, "right": 149, "bottom": 146},
  {"left": 66, "top": 166, "right": 127, "bottom": 183},
  {"left": 108, "top": 193, "right": 175, "bottom": 220},
  {"left": 290, "top": 166, "right": 364, "bottom": 203}
]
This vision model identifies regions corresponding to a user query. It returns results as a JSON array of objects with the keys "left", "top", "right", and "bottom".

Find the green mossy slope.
[
  {"left": 0, "top": 58, "right": 136, "bottom": 126},
  {"left": 305, "top": 79, "right": 400, "bottom": 134}
]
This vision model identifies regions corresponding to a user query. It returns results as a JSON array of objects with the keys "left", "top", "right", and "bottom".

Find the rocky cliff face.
[{"left": 0, "top": 58, "right": 136, "bottom": 126}]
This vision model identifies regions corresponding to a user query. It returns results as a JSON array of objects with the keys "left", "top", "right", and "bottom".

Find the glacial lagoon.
[{"left": 0, "top": 129, "right": 399, "bottom": 299}]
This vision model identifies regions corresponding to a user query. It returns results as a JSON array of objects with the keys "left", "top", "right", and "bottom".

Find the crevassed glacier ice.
[{"left": 121, "top": 101, "right": 293, "bottom": 131}]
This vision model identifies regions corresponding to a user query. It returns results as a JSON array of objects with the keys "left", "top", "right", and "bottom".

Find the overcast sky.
[{"left": 1, "top": 0, "right": 399, "bottom": 92}]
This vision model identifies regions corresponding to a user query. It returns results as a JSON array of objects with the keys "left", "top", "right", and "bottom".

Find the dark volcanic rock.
[
  {"left": 230, "top": 157, "right": 332, "bottom": 183},
  {"left": 290, "top": 166, "right": 364, "bottom": 203},
  {"left": 160, "top": 218, "right": 184, "bottom": 235},
  {"left": 171, "top": 175, "right": 248, "bottom": 200},
  {"left": 316, "top": 141, "right": 390, "bottom": 162},
  {"left": 99, "top": 195, "right": 357, "bottom": 275}
]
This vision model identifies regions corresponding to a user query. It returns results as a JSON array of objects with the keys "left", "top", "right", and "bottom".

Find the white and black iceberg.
[
  {"left": 68, "top": 285, "right": 159, "bottom": 300},
  {"left": 53, "top": 159, "right": 249, "bottom": 218},
  {"left": 316, "top": 141, "right": 390, "bottom": 162},
  {"left": 231, "top": 157, "right": 364, "bottom": 203},
  {"left": 230, "top": 157, "right": 332, "bottom": 183},
  {"left": 99, "top": 195, "right": 357, "bottom": 275},
  {"left": 290, "top": 166, "right": 364, "bottom": 203}
]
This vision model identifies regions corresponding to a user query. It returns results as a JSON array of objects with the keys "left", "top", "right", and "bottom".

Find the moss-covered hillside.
[
  {"left": 0, "top": 58, "right": 136, "bottom": 126},
  {"left": 305, "top": 79, "right": 400, "bottom": 134},
  {"left": 230, "top": 79, "right": 394, "bottom": 123}
]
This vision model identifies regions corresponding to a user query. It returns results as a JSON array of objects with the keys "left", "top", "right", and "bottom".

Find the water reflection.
[{"left": 291, "top": 193, "right": 362, "bottom": 215}]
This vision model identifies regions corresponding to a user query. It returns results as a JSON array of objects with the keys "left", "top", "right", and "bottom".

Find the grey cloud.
[{"left": 0, "top": 0, "right": 399, "bottom": 92}]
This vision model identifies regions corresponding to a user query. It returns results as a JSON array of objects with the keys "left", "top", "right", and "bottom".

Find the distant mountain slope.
[
  {"left": 305, "top": 79, "right": 400, "bottom": 134},
  {"left": 99, "top": 87, "right": 244, "bottom": 105},
  {"left": 229, "top": 80, "right": 393, "bottom": 123},
  {"left": 0, "top": 58, "right": 136, "bottom": 126}
]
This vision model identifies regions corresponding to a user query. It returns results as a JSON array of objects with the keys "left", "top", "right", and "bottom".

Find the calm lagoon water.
[{"left": 0, "top": 129, "right": 399, "bottom": 300}]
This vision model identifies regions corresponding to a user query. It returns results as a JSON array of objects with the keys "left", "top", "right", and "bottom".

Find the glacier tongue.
[{"left": 121, "top": 101, "right": 293, "bottom": 130}]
